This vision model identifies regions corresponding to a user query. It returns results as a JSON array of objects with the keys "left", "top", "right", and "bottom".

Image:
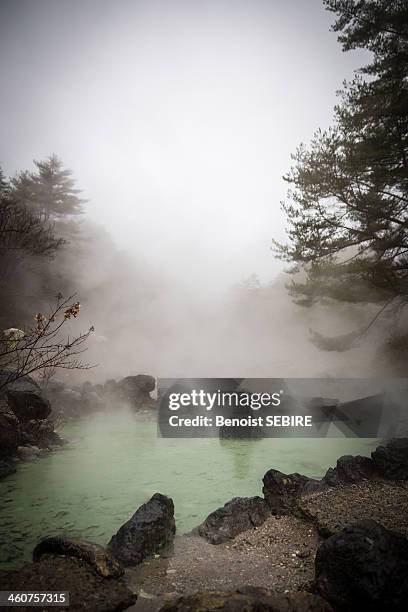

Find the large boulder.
[
  {"left": 315, "top": 520, "right": 408, "bottom": 611},
  {"left": 323, "top": 455, "right": 375, "bottom": 486},
  {"left": 3, "top": 376, "right": 51, "bottom": 421},
  {"left": 33, "top": 536, "right": 124, "bottom": 579},
  {"left": 117, "top": 374, "right": 156, "bottom": 408},
  {"left": 107, "top": 493, "right": 175, "bottom": 566},
  {"left": 160, "top": 587, "right": 333, "bottom": 611},
  {"left": 371, "top": 438, "right": 408, "bottom": 480},
  {"left": 263, "top": 469, "right": 321, "bottom": 515},
  {"left": 195, "top": 496, "right": 270, "bottom": 544},
  {"left": 0, "top": 556, "right": 136, "bottom": 611}
]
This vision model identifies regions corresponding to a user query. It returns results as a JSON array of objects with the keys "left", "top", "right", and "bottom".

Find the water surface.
[{"left": 0, "top": 410, "right": 378, "bottom": 568}]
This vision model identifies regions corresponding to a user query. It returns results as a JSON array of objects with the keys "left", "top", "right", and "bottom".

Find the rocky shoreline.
[
  {"left": 1, "top": 373, "right": 408, "bottom": 610},
  {"left": 0, "top": 372, "right": 157, "bottom": 479},
  {"left": 0, "top": 373, "right": 65, "bottom": 479},
  {"left": 0, "top": 435, "right": 407, "bottom": 611}
]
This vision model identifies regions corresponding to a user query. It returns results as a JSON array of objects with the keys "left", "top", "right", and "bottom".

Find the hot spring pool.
[{"left": 0, "top": 410, "right": 378, "bottom": 568}]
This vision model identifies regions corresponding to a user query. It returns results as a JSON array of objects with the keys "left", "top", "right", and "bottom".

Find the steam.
[{"left": 0, "top": 0, "right": 395, "bottom": 383}]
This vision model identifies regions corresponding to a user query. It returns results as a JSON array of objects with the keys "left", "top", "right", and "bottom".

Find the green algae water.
[{"left": 0, "top": 410, "right": 378, "bottom": 568}]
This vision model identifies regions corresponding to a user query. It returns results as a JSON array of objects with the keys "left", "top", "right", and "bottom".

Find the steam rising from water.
[{"left": 0, "top": 0, "right": 392, "bottom": 382}]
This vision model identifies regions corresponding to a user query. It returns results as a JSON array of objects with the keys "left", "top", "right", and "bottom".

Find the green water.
[{"left": 0, "top": 410, "right": 378, "bottom": 568}]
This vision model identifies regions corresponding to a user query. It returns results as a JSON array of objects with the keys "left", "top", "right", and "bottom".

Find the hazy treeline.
[{"left": 0, "top": 153, "right": 404, "bottom": 384}]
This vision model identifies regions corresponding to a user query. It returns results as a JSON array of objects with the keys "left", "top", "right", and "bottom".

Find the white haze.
[{"left": 1, "top": 0, "right": 392, "bottom": 382}]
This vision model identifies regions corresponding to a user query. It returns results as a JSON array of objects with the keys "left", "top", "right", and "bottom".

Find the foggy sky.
[{"left": 0, "top": 0, "right": 368, "bottom": 290}]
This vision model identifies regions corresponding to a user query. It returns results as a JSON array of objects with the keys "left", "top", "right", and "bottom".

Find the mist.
[{"left": 1, "top": 0, "right": 391, "bottom": 382}]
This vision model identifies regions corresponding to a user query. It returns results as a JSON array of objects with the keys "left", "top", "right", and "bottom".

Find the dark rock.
[
  {"left": 0, "top": 397, "right": 19, "bottom": 458},
  {"left": 117, "top": 374, "right": 156, "bottom": 408},
  {"left": 160, "top": 587, "right": 333, "bottom": 611},
  {"left": 0, "top": 373, "right": 50, "bottom": 422},
  {"left": 33, "top": 536, "right": 124, "bottom": 579},
  {"left": 315, "top": 520, "right": 408, "bottom": 611},
  {"left": 195, "top": 496, "right": 270, "bottom": 544},
  {"left": 5, "top": 388, "right": 51, "bottom": 421},
  {"left": 263, "top": 469, "right": 321, "bottom": 515},
  {"left": 108, "top": 493, "right": 175, "bottom": 566},
  {"left": 21, "top": 419, "right": 63, "bottom": 448},
  {"left": 17, "top": 445, "right": 41, "bottom": 461},
  {"left": 372, "top": 438, "right": 408, "bottom": 480},
  {"left": 0, "top": 555, "right": 136, "bottom": 611},
  {"left": 0, "top": 459, "right": 16, "bottom": 478},
  {"left": 0, "top": 374, "right": 62, "bottom": 468},
  {"left": 323, "top": 455, "right": 375, "bottom": 486}
]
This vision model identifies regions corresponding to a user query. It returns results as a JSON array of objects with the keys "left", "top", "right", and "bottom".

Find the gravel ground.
[
  {"left": 300, "top": 479, "right": 408, "bottom": 537},
  {"left": 126, "top": 516, "right": 320, "bottom": 612}
]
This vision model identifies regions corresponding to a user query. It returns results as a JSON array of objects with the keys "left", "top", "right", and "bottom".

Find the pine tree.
[
  {"left": 12, "top": 154, "right": 85, "bottom": 218},
  {"left": 274, "top": 1, "right": 408, "bottom": 313}
]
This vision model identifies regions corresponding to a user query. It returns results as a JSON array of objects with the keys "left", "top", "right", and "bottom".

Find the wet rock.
[
  {"left": 195, "top": 496, "right": 270, "bottom": 544},
  {"left": 323, "top": 455, "right": 375, "bottom": 486},
  {"left": 0, "top": 555, "right": 136, "bottom": 612},
  {"left": 263, "top": 469, "right": 321, "bottom": 515},
  {"left": 4, "top": 378, "right": 51, "bottom": 421},
  {"left": 22, "top": 418, "right": 64, "bottom": 448},
  {"left": 0, "top": 398, "right": 19, "bottom": 458},
  {"left": 0, "top": 374, "right": 63, "bottom": 471},
  {"left": 117, "top": 374, "right": 156, "bottom": 408},
  {"left": 108, "top": 493, "right": 175, "bottom": 566},
  {"left": 17, "top": 445, "right": 41, "bottom": 461},
  {"left": 33, "top": 536, "right": 124, "bottom": 578},
  {"left": 160, "top": 587, "right": 333, "bottom": 611},
  {"left": 315, "top": 520, "right": 408, "bottom": 611},
  {"left": 0, "top": 459, "right": 16, "bottom": 478},
  {"left": 371, "top": 438, "right": 408, "bottom": 480}
]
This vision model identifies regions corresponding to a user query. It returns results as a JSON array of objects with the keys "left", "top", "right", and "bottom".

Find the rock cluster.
[
  {"left": 0, "top": 373, "right": 63, "bottom": 477},
  {"left": 191, "top": 438, "right": 408, "bottom": 611},
  {"left": 46, "top": 373, "right": 157, "bottom": 420},
  {"left": 195, "top": 438, "right": 408, "bottom": 548}
]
